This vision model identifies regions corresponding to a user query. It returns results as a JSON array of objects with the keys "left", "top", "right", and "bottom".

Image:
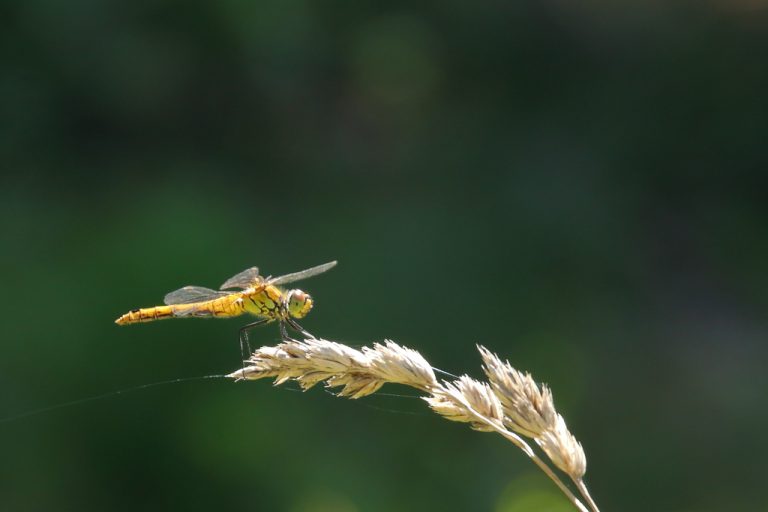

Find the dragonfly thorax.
[{"left": 285, "top": 289, "right": 313, "bottom": 319}]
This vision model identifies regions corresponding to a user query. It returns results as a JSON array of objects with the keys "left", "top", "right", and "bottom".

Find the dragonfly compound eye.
[{"left": 287, "top": 289, "right": 313, "bottom": 318}]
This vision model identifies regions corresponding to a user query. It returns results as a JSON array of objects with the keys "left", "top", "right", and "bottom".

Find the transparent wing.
[
  {"left": 164, "top": 286, "right": 232, "bottom": 305},
  {"left": 220, "top": 266, "right": 261, "bottom": 290},
  {"left": 269, "top": 261, "right": 338, "bottom": 286}
]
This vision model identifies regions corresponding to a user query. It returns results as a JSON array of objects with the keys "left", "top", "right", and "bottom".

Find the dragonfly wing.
[
  {"left": 164, "top": 286, "right": 232, "bottom": 305},
  {"left": 220, "top": 266, "right": 261, "bottom": 290},
  {"left": 269, "top": 261, "right": 338, "bottom": 286}
]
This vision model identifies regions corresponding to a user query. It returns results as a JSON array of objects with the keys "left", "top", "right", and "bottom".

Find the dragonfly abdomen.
[
  {"left": 115, "top": 296, "right": 246, "bottom": 325},
  {"left": 203, "top": 295, "right": 247, "bottom": 318},
  {"left": 115, "top": 305, "right": 177, "bottom": 325}
]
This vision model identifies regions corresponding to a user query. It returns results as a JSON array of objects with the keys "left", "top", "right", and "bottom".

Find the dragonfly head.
[{"left": 285, "top": 289, "right": 313, "bottom": 319}]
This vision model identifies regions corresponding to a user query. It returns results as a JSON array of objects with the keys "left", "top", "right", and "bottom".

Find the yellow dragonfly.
[{"left": 115, "top": 261, "right": 337, "bottom": 343}]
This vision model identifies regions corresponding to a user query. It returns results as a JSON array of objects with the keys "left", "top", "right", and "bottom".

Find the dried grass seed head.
[{"left": 478, "top": 345, "right": 556, "bottom": 438}]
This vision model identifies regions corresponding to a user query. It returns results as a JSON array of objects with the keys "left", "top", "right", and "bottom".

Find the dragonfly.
[{"left": 115, "top": 261, "right": 337, "bottom": 345}]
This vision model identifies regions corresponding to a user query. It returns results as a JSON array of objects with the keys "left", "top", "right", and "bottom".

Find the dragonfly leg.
[
  {"left": 279, "top": 321, "right": 292, "bottom": 341},
  {"left": 287, "top": 317, "right": 315, "bottom": 340},
  {"left": 238, "top": 319, "right": 270, "bottom": 378}
]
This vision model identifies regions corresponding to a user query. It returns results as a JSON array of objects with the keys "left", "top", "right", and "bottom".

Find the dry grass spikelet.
[
  {"left": 537, "top": 414, "right": 587, "bottom": 479},
  {"left": 364, "top": 341, "right": 437, "bottom": 390},
  {"left": 478, "top": 345, "right": 556, "bottom": 438},
  {"left": 425, "top": 375, "right": 504, "bottom": 432}
]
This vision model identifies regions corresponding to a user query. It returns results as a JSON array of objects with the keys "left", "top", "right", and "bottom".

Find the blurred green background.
[{"left": 2, "top": 1, "right": 767, "bottom": 511}]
